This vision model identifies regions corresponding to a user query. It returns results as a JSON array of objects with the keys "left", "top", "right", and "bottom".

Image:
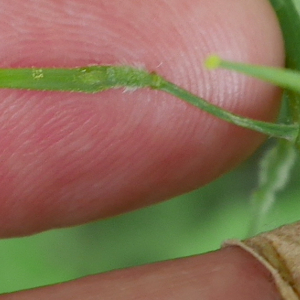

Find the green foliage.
[
  {"left": 270, "top": 0, "right": 300, "bottom": 141},
  {"left": 0, "top": 65, "right": 295, "bottom": 140},
  {"left": 206, "top": 0, "right": 300, "bottom": 235}
]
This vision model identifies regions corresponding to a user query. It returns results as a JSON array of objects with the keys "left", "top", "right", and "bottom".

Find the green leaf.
[
  {"left": 269, "top": 0, "right": 300, "bottom": 130},
  {"left": 269, "top": 0, "right": 300, "bottom": 70}
]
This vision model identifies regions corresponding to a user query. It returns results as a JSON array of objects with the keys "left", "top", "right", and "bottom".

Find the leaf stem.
[
  {"left": 0, "top": 65, "right": 297, "bottom": 141},
  {"left": 205, "top": 55, "right": 300, "bottom": 146},
  {"left": 205, "top": 55, "right": 300, "bottom": 97},
  {"left": 157, "top": 79, "right": 298, "bottom": 141}
]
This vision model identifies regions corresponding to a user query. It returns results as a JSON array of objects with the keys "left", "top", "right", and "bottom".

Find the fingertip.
[{"left": 0, "top": 0, "right": 285, "bottom": 236}]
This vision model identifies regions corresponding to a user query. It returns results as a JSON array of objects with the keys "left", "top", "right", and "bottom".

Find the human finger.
[{"left": 0, "top": 0, "right": 284, "bottom": 236}]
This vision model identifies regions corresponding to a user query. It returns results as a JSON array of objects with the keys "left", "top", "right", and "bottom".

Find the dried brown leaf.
[{"left": 223, "top": 222, "right": 300, "bottom": 300}]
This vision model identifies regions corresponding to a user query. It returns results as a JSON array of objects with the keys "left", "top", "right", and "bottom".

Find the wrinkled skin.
[{"left": 0, "top": 0, "right": 284, "bottom": 299}]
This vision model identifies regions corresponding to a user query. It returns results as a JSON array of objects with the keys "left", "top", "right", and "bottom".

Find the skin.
[{"left": 0, "top": 0, "right": 284, "bottom": 299}]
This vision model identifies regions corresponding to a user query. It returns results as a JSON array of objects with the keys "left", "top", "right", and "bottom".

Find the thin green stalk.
[
  {"left": 158, "top": 79, "right": 298, "bottom": 141},
  {"left": 0, "top": 66, "right": 160, "bottom": 92},
  {"left": 205, "top": 55, "right": 300, "bottom": 95},
  {"left": 0, "top": 65, "right": 296, "bottom": 142},
  {"left": 206, "top": 55, "right": 300, "bottom": 147}
]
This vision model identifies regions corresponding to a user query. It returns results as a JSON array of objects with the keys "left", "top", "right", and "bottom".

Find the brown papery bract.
[{"left": 224, "top": 222, "right": 300, "bottom": 300}]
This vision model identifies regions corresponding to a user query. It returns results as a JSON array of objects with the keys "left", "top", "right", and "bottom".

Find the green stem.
[
  {"left": 269, "top": 0, "right": 300, "bottom": 146},
  {"left": 0, "top": 65, "right": 296, "bottom": 141},
  {"left": 206, "top": 55, "right": 300, "bottom": 94},
  {"left": 206, "top": 55, "right": 300, "bottom": 147},
  {"left": 0, "top": 66, "right": 160, "bottom": 92},
  {"left": 158, "top": 79, "right": 298, "bottom": 141}
]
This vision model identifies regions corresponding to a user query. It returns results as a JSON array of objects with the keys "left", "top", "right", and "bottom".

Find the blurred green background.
[{"left": 1, "top": 141, "right": 299, "bottom": 294}]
